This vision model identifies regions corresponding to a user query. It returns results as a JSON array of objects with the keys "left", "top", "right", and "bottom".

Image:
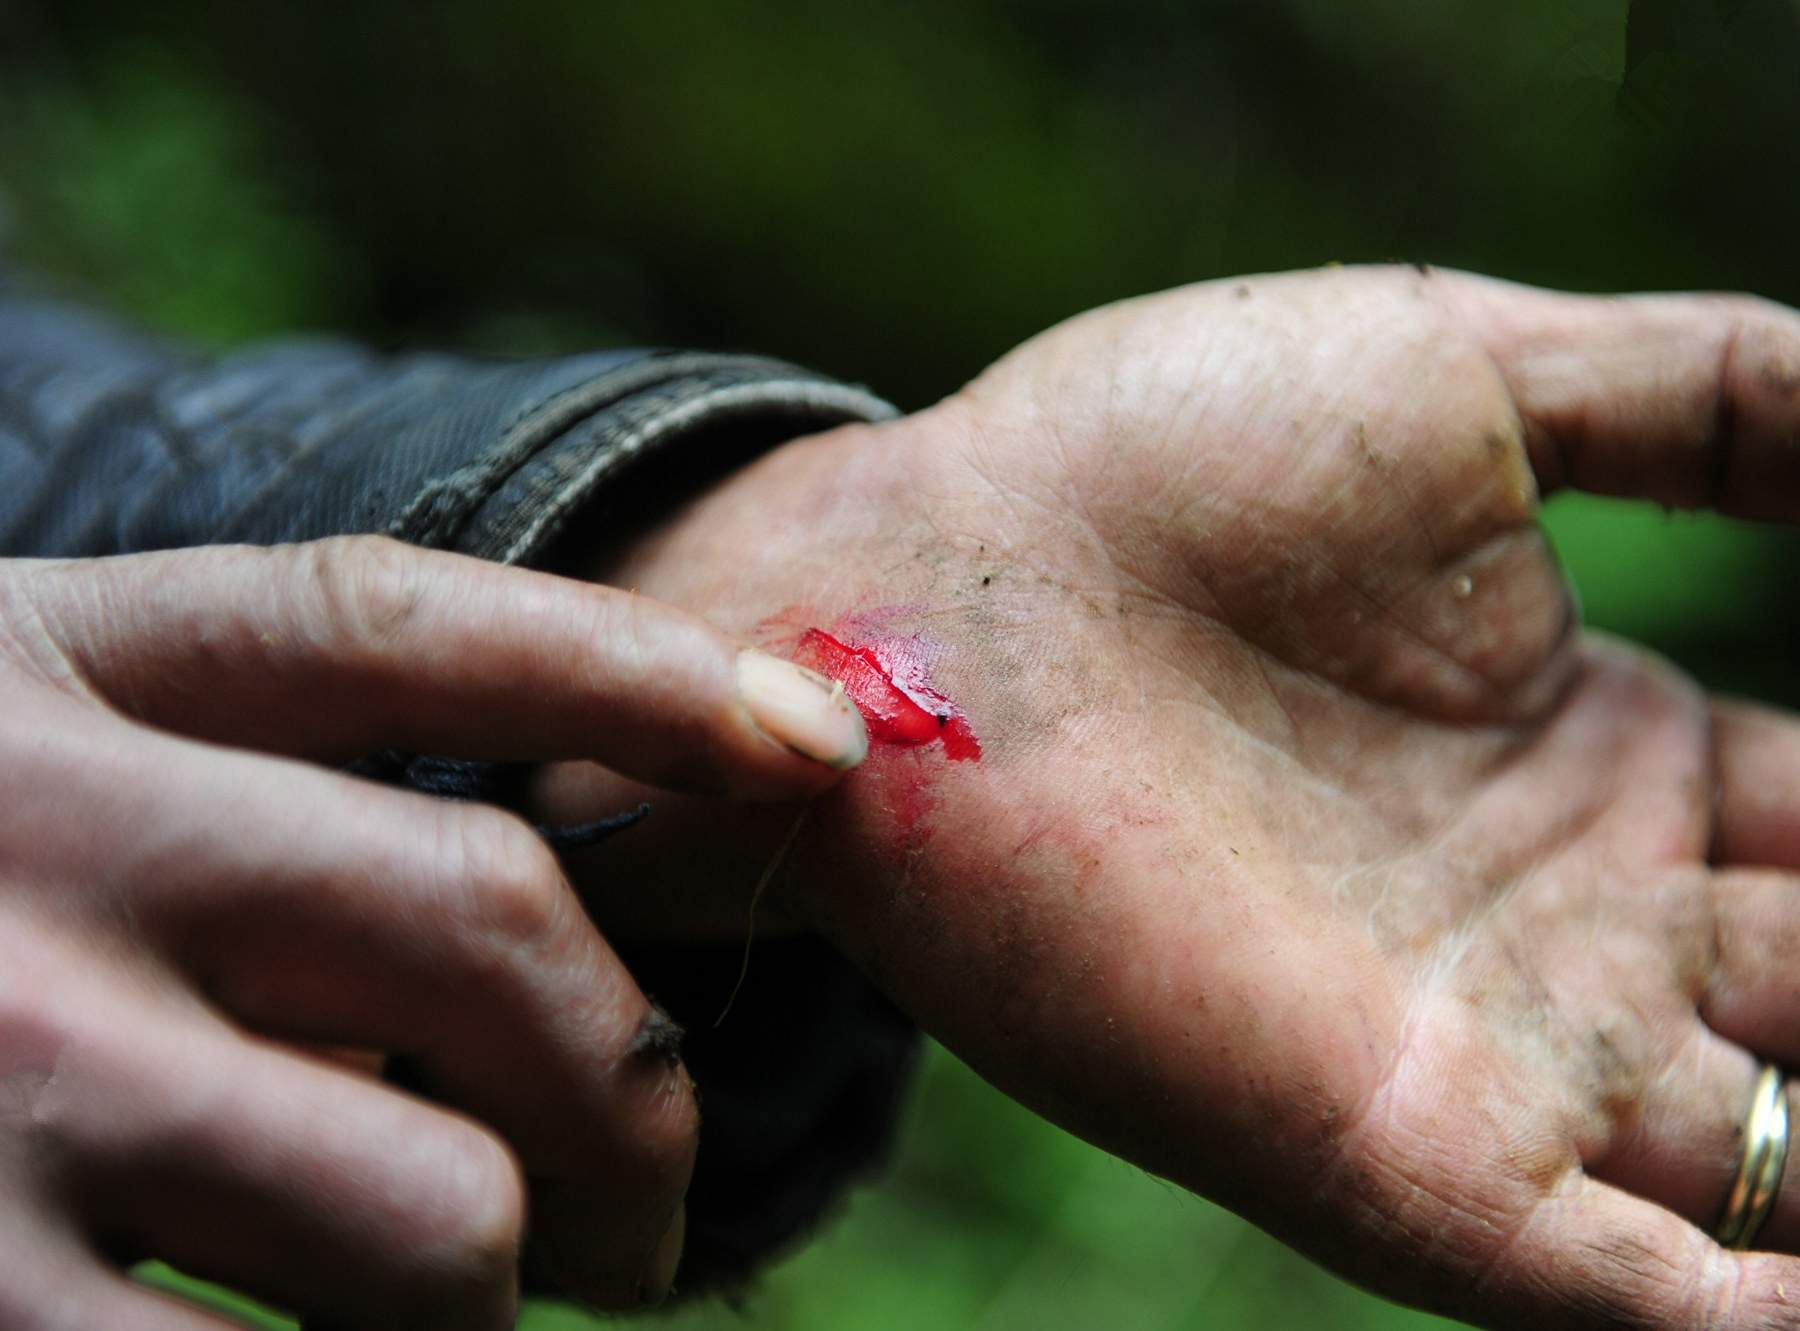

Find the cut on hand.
[{"left": 554, "top": 266, "right": 1800, "bottom": 1330}]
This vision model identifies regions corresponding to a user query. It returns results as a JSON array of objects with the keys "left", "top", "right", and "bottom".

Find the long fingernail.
[
  {"left": 736, "top": 649, "right": 867, "bottom": 770},
  {"left": 638, "top": 1203, "right": 686, "bottom": 1308}
]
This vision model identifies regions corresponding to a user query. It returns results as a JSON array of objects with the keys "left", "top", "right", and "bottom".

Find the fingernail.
[
  {"left": 638, "top": 1203, "right": 686, "bottom": 1308},
  {"left": 736, "top": 649, "right": 867, "bottom": 770}
]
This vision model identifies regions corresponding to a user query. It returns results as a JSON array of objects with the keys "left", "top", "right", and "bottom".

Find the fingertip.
[{"left": 733, "top": 647, "right": 869, "bottom": 777}]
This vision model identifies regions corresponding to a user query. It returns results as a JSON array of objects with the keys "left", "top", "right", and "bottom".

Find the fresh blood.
[{"left": 795, "top": 628, "right": 981, "bottom": 762}]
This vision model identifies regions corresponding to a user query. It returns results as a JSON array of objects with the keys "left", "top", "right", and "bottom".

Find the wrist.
[
  {"left": 583, "top": 403, "right": 954, "bottom": 605},
  {"left": 534, "top": 401, "right": 973, "bottom": 942}
]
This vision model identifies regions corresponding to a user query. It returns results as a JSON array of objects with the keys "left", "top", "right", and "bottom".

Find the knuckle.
[
  {"left": 0, "top": 562, "right": 88, "bottom": 696},
  {"left": 444, "top": 807, "right": 570, "bottom": 954},
  {"left": 596, "top": 590, "right": 715, "bottom": 714},
  {"left": 1731, "top": 303, "right": 1800, "bottom": 399},
  {"left": 0, "top": 953, "right": 84, "bottom": 1164},
  {"left": 1563, "top": 1225, "right": 1717, "bottom": 1331},
  {"left": 407, "top": 1120, "right": 526, "bottom": 1291},
  {"left": 294, "top": 535, "right": 432, "bottom": 662}
]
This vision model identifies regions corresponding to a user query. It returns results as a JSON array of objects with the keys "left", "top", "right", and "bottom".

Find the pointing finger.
[{"left": 8, "top": 536, "right": 865, "bottom": 798}]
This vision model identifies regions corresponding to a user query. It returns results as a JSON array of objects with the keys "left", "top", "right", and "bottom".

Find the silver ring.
[{"left": 1715, "top": 1064, "right": 1789, "bottom": 1250}]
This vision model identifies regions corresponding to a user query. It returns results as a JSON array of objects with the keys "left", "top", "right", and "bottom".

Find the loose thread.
[
  {"left": 539, "top": 801, "right": 652, "bottom": 849},
  {"left": 714, "top": 807, "right": 809, "bottom": 1027}
]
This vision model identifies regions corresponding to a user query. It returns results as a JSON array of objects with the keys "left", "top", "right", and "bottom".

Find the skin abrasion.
[
  {"left": 792, "top": 627, "right": 981, "bottom": 762},
  {"left": 742, "top": 614, "right": 985, "bottom": 861}
]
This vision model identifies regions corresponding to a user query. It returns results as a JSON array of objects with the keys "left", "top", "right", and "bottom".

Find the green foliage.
[
  {"left": 0, "top": 49, "right": 357, "bottom": 343},
  {"left": 1543, "top": 495, "right": 1800, "bottom": 705}
]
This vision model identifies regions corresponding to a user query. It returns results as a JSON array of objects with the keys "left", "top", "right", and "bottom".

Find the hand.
[
  {"left": 548, "top": 266, "right": 1800, "bottom": 1328},
  {"left": 0, "top": 536, "right": 865, "bottom": 1328}
]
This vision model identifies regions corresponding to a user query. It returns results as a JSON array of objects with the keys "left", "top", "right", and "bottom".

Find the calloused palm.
[{"left": 548, "top": 267, "right": 1800, "bottom": 1328}]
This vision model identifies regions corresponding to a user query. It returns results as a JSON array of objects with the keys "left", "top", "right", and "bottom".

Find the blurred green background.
[{"left": 3, "top": 1, "right": 1797, "bottom": 1327}]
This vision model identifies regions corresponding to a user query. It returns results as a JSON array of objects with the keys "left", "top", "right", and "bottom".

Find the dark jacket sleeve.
[{"left": 0, "top": 295, "right": 921, "bottom": 1297}]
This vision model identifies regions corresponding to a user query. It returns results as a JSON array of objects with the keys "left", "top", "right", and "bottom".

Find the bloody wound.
[{"left": 796, "top": 629, "right": 981, "bottom": 762}]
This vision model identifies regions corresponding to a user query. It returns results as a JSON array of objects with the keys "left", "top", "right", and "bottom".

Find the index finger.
[
  {"left": 8, "top": 536, "right": 866, "bottom": 798},
  {"left": 1441, "top": 272, "right": 1800, "bottom": 521}
]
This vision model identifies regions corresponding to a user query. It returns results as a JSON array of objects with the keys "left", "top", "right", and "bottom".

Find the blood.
[{"left": 794, "top": 628, "right": 981, "bottom": 762}]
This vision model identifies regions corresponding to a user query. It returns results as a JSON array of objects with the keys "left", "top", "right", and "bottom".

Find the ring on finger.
[{"left": 1715, "top": 1063, "right": 1789, "bottom": 1250}]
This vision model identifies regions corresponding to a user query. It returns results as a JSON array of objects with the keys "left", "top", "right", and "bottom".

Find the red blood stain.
[{"left": 795, "top": 629, "right": 981, "bottom": 762}]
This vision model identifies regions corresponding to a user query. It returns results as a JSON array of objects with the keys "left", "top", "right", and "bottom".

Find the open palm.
[{"left": 559, "top": 266, "right": 1800, "bottom": 1328}]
